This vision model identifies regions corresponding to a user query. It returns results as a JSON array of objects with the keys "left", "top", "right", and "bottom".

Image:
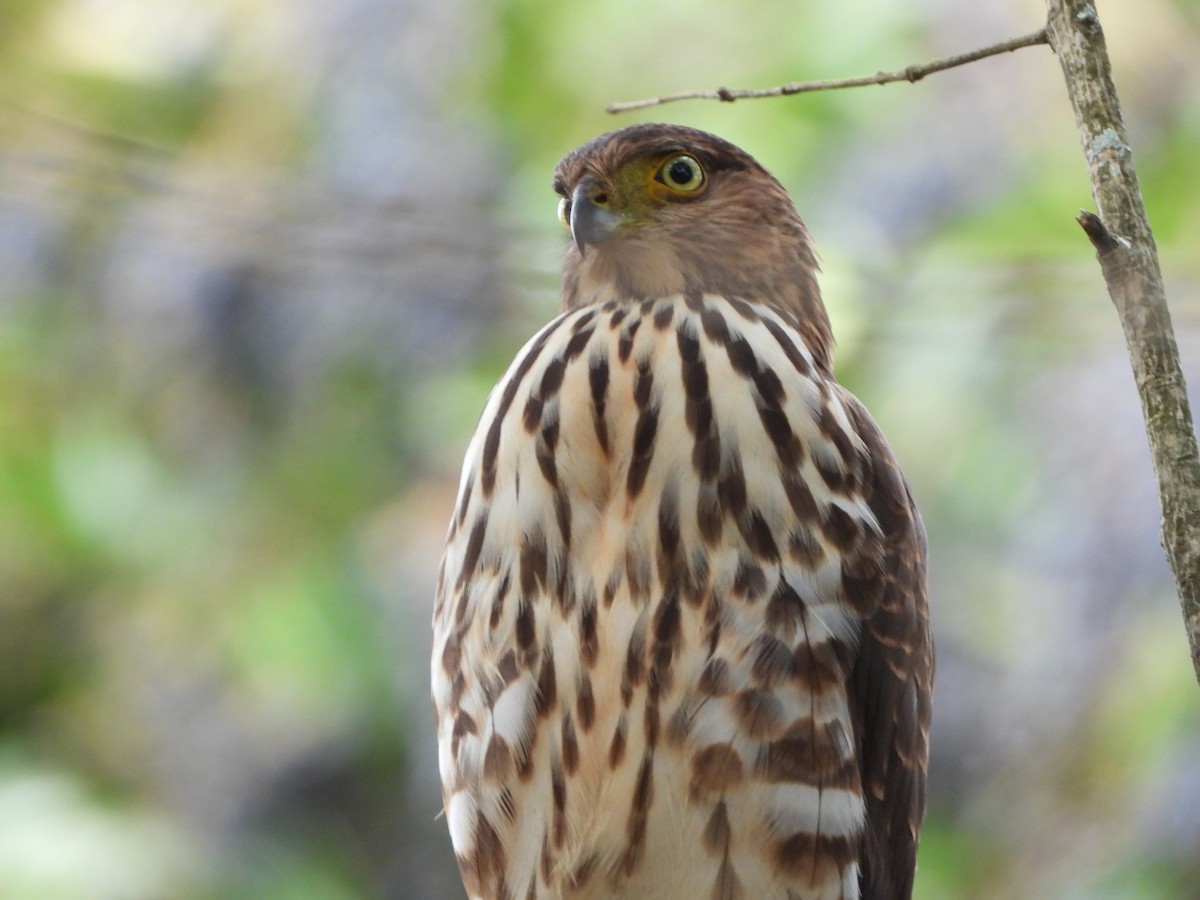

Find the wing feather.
[{"left": 840, "top": 387, "right": 933, "bottom": 900}]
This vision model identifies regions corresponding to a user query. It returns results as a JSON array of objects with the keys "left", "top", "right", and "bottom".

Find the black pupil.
[{"left": 668, "top": 159, "right": 695, "bottom": 186}]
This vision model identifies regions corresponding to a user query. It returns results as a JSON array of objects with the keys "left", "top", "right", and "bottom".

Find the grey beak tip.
[
  {"left": 569, "top": 179, "right": 620, "bottom": 253},
  {"left": 569, "top": 187, "right": 587, "bottom": 255}
]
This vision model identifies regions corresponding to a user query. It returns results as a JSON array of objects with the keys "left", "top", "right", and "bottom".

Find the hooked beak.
[{"left": 570, "top": 177, "right": 623, "bottom": 254}]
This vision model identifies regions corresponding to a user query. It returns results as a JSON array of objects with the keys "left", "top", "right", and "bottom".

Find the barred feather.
[{"left": 432, "top": 125, "right": 932, "bottom": 900}]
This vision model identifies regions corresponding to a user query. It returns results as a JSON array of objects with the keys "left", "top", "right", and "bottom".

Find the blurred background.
[{"left": 0, "top": 0, "right": 1198, "bottom": 897}]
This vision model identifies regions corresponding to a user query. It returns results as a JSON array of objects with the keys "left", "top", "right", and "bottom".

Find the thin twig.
[
  {"left": 0, "top": 96, "right": 174, "bottom": 158},
  {"left": 606, "top": 28, "right": 1048, "bottom": 114}
]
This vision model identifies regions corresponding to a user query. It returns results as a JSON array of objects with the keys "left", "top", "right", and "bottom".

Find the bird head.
[
  {"left": 552, "top": 123, "right": 832, "bottom": 366},
  {"left": 557, "top": 146, "right": 708, "bottom": 251}
]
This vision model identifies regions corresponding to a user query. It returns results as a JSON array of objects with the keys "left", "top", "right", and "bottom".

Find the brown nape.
[{"left": 553, "top": 123, "right": 834, "bottom": 371}]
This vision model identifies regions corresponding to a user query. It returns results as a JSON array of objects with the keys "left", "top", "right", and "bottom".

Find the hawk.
[{"left": 432, "top": 123, "right": 933, "bottom": 900}]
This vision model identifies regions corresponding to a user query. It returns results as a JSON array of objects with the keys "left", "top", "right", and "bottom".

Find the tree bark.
[{"left": 1045, "top": 0, "right": 1200, "bottom": 684}]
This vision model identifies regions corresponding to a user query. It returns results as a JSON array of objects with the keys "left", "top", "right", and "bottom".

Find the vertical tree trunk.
[{"left": 1045, "top": 0, "right": 1200, "bottom": 684}]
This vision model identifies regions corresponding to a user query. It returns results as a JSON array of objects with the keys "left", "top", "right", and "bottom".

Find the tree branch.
[
  {"left": 606, "top": 28, "right": 1048, "bottom": 114},
  {"left": 1046, "top": 0, "right": 1200, "bottom": 685}
]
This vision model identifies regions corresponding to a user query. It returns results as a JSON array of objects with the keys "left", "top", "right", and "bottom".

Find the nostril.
[{"left": 592, "top": 192, "right": 608, "bottom": 205}]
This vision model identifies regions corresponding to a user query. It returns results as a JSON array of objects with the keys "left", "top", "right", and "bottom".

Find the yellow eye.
[
  {"left": 656, "top": 154, "right": 705, "bottom": 193},
  {"left": 557, "top": 196, "right": 571, "bottom": 230}
]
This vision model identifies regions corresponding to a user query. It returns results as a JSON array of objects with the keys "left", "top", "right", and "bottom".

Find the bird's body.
[{"left": 433, "top": 125, "right": 932, "bottom": 900}]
